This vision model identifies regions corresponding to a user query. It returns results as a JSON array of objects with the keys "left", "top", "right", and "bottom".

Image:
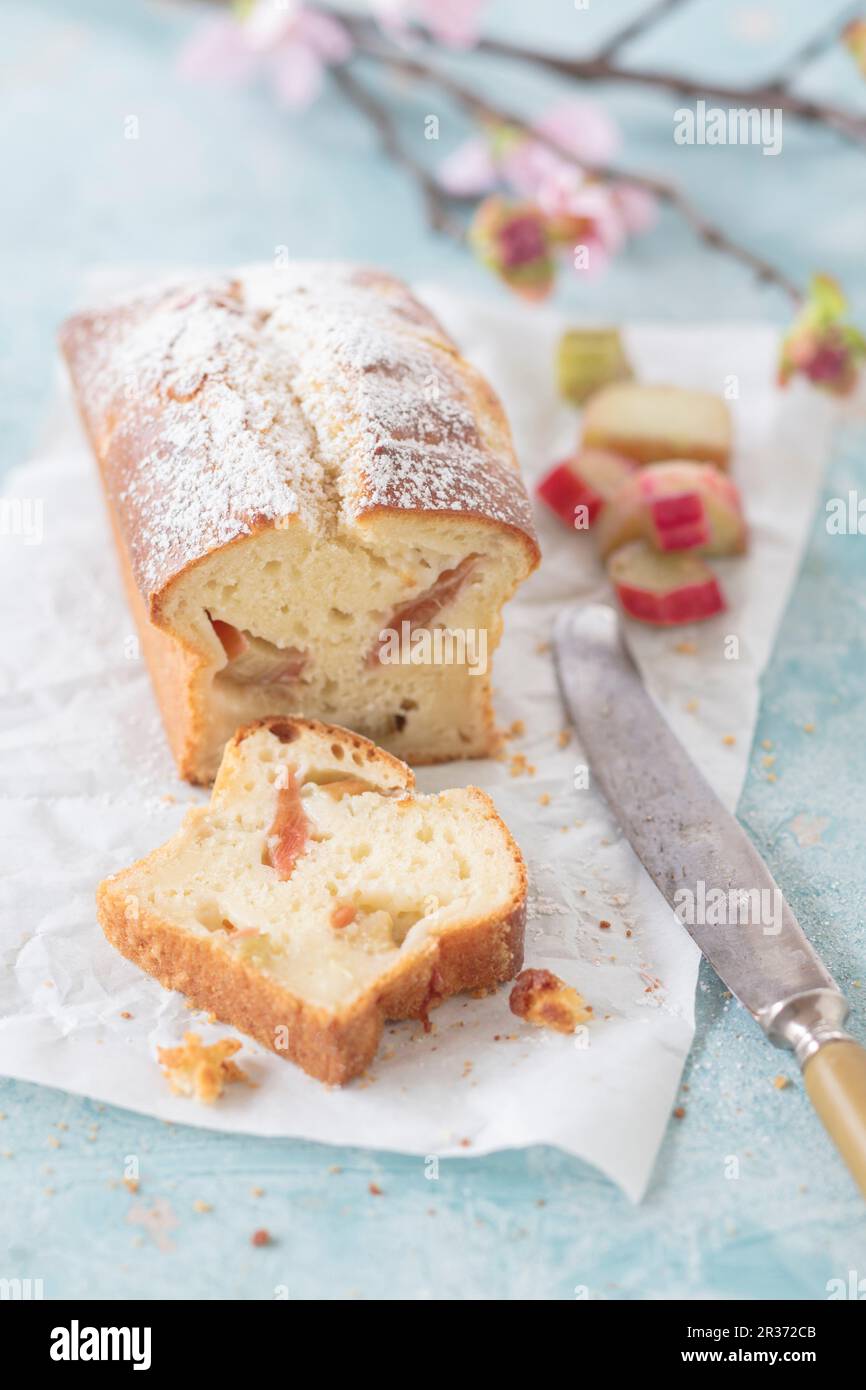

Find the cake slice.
[
  {"left": 97, "top": 718, "right": 527, "bottom": 1084},
  {"left": 582, "top": 383, "right": 731, "bottom": 469}
]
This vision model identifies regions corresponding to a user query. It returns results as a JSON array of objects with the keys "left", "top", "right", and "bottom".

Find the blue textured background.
[{"left": 2, "top": 0, "right": 866, "bottom": 1299}]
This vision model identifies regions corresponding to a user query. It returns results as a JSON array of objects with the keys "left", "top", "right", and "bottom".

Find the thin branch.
[
  {"left": 331, "top": 65, "right": 465, "bottom": 239},
  {"left": 595, "top": 0, "right": 691, "bottom": 63},
  {"left": 347, "top": 41, "right": 802, "bottom": 302},
  {"left": 472, "top": 34, "right": 866, "bottom": 146},
  {"left": 327, "top": 8, "right": 866, "bottom": 148},
  {"left": 768, "top": 2, "right": 863, "bottom": 87}
]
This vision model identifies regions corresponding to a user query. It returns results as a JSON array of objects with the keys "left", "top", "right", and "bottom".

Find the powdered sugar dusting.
[{"left": 61, "top": 264, "right": 537, "bottom": 601}]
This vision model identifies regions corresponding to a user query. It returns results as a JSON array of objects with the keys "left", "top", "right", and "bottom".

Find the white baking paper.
[{"left": 0, "top": 283, "right": 836, "bottom": 1201}]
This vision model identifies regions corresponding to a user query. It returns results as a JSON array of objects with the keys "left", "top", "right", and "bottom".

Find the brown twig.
[
  {"left": 594, "top": 0, "right": 691, "bottom": 62},
  {"left": 473, "top": 34, "right": 866, "bottom": 147},
  {"left": 331, "top": 65, "right": 465, "bottom": 238},
  {"left": 328, "top": 7, "right": 866, "bottom": 148},
  {"left": 347, "top": 41, "right": 802, "bottom": 302}
]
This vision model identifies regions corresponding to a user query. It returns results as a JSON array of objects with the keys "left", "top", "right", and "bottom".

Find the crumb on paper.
[
  {"left": 123, "top": 1178, "right": 139, "bottom": 1195},
  {"left": 368, "top": 1182, "right": 383, "bottom": 1196},
  {"left": 557, "top": 728, "right": 571, "bottom": 748},
  {"left": 685, "top": 698, "right": 699, "bottom": 714},
  {"left": 762, "top": 738, "right": 773, "bottom": 749},
  {"left": 599, "top": 919, "right": 611, "bottom": 930},
  {"left": 773, "top": 1075, "right": 790, "bottom": 1090},
  {"left": 538, "top": 792, "right": 550, "bottom": 806},
  {"left": 251, "top": 1185, "right": 265, "bottom": 1197},
  {"left": 509, "top": 968, "right": 592, "bottom": 1034},
  {"left": 722, "top": 734, "right": 736, "bottom": 747},
  {"left": 251, "top": 1228, "right": 271, "bottom": 1246},
  {"left": 766, "top": 772, "right": 777, "bottom": 783},
  {"left": 674, "top": 640, "right": 697, "bottom": 654},
  {"left": 673, "top": 1106, "right": 686, "bottom": 1120},
  {"left": 803, "top": 722, "right": 815, "bottom": 733},
  {"left": 156, "top": 1031, "right": 252, "bottom": 1104},
  {"left": 506, "top": 719, "right": 525, "bottom": 739},
  {"left": 120, "top": 1011, "right": 133, "bottom": 1020},
  {"left": 193, "top": 1199, "right": 212, "bottom": 1213},
  {"left": 509, "top": 753, "right": 536, "bottom": 777}
]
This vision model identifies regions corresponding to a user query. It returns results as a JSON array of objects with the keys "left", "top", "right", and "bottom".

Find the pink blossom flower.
[
  {"left": 469, "top": 197, "right": 555, "bottom": 301},
  {"left": 372, "top": 0, "right": 487, "bottom": 49},
  {"left": 437, "top": 136, "right": 497, "bottom": 196},
  {"left": 178, "top": 1, "right": 351, "bottom": 110},
  {"left": 779, "top": 274, "right": 866, "bottom": 397}
]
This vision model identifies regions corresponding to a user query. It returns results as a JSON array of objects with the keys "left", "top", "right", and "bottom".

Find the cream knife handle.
[{"left": 803, "top": 1041, "right": 866, "bottom": 1199}]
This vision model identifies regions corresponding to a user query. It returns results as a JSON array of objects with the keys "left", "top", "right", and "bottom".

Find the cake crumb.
[
  {"left": 762, "top": 738, "right": 773, "bottom": 749},
  {"left": 368, "top": 1182, "right": 383, "bottom": 1196},
  {"left": 156, "top": 1032, "right": 252, "bottom": 1104},
  {"left": 557, "top": 729, "right": 571, "bottom": 748},
  {"left": 510, "top": 969, "right": 592, "bottom": 1034},
  {"left": 803, "top": 722, "right": 815, "bottom": 733},
  {"left": 773, "top": 1074, "right": 790, "bottom": 1090},
  {"left": 685, "top": 698, "right": 699, "bottom": 713},
  {"left": 538, "top": 793, "right": 550, "bottom": 807},
  {"left": 251, "top": 1228, "right": 272, "bottom": 1246},
  {"left": 120, "top": 1011, "right": 133, "bottom": 1020},
  {"left": 673, "top": 1106, "right": 686, "bottom": 1120},
  {"left": 251, "top": 1186, "right": 265, "bottom": 1197},
  {"left": 599, "top": 919, "right": 611, "bottom": 930},
  {"left": 674, "top": 640, "right": 697, "bottom": 654},
  {"left": 193, "top": 1199, "right": 212, "bottom": 1213},
  {"left": 722, "top": 734, "right": 736, "bottom": 746},
  {"left": 123, "top": 1178, "right": 140, "bottom": 1195}
]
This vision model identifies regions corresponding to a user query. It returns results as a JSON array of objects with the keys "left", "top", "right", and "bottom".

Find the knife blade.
[{"left": 554, "top": 602, "right": 866, "bottom": 1197}]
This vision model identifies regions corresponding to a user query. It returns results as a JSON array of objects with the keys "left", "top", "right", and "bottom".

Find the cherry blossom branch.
[
  {"left": 328, "top": 7, "right": 866, "bottom": 149},
  {"left": 331, "top": 65, "right": 465, "bottom": 238},
  {"left": 348, "top": 41, "right": 802, "bottom": 302},
  {"left": 594, "top": 0, "right": 691, "bottom": 62}
]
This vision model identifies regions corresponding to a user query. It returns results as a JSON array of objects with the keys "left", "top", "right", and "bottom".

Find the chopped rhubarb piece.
[
  {"left": 536, "top": 449, "right": 636, "bottom": 529},
  {"left": 607, "top": 540, "right": 726, "bottom": 626},
  {"left": 266, "top": 771, "right": 309, "bottom": 879},
  {"left": 556, "top": 328, "right": 632, "bottom": 406},
  {"left": 597, "top": 461, "right": 747, "bottom": 558},
  {"left": 210, "top": 617, "right": 248, "bottom": 661},
  {"left": 211, "top": 619, "right": 308, "bottom": 685},
  {"left": 367, "top": 554, "right": 478, "bottom": 667}
]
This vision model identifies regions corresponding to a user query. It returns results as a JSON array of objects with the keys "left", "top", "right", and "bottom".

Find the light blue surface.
[{"left": 2, "top": 0, "right": 866, "bottom": 1300}]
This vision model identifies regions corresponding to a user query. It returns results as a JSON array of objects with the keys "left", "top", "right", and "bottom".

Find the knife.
[{"left": 554, "top": 602, "right": 866, "bottom": 1198}]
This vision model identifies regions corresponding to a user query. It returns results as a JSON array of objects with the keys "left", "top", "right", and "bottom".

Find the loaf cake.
[
  {"left": 97, "top": 717, "right": 527, "bottom": 1084},
  {"left": 60, "top": 265, "right": 539, "bottom": 783},
  {"left": 582, "top": 383, "right": 731, "bottom": 469}
]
